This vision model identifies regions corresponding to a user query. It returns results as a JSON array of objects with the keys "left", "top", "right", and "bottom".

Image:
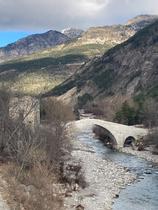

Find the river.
[{"left": 77, "top": 128, "right": 158, "bottom": 210}]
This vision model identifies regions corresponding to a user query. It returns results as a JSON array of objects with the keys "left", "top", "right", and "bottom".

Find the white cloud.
[
  {"left": 0, "top": 0, "right": 157, "bottom": 30},
  {"left": 75, "top": 0, "right": 108, "bottom": 16}
]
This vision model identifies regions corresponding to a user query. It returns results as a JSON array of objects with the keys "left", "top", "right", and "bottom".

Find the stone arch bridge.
[{"left": 74, "top": 119, "right": 148, "bottom": 149}]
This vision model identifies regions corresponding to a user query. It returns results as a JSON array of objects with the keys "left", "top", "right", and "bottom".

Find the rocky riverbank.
[
  {"left": 64, "top": 121, "right": 136, "bottom": 210},
  {"left": 122, "top": 147, "right": 158, "bottom": 164}
]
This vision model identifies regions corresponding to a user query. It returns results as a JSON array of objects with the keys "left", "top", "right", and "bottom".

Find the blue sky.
[{"left": 0, "top": 32, "right": 36, "bottom": 47}]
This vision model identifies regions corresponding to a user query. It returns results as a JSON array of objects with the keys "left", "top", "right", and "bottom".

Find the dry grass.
[{"left": 2, "top": 162, "right": 64, "bottom": 210}]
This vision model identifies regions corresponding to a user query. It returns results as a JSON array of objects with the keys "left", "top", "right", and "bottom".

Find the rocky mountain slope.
[
  {"left": 72, "top": 15, "right": 158, "bottom": 46},
  {"left": 0, "top": 30, "right": 70, "bottom": 62},
  {"left": 48, "top": 20, "right": 158, "bottom": 104},
  {"left": 126, "top": 14, "right": 158, "bottom": 29},
  {"left": 1, "top": 15, "right": 157, "bottom": 63},
  {"left": 62, "top": 28, "right": 84, "bottom": 39},
  {"left": 12, "top": 15, "right": 158, "bottom": 66},
  {"left": 0, "top": 15, "right": 157, "bottom": 97}
]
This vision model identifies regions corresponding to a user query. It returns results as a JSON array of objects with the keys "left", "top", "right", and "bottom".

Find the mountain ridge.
[
  {"left": 0, "top": 30, "right": 70, "bottom": 62},
  {"left": 47, "top": 20, "right": 158, "bottom": 105},
  {"left": 0, "top": 15, "right": 157, "bottom": 63},
  {"left": 62, "top": 28, "right": 84, "bottom": 39}
]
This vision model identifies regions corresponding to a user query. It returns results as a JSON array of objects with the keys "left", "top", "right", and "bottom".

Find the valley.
[
  {"left": 0, "top": 13, "right": 158, "bottom": 210},
  {"left": 0, "top": 15, "right": 157, "bottom": 96}
]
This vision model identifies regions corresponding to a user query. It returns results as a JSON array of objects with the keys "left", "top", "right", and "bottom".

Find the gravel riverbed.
[
  {"left": 122, "top": 147, "right": 158, "bottom": 164},
  {"left": 64, "top": 122, "right": 136, "bottom": 210}
]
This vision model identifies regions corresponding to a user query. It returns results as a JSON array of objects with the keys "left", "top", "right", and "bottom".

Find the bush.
[{"left": 5, "top": 163, "right": 63, "bottom": 210}]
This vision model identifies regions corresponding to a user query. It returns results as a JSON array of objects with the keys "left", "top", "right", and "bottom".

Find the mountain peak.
[
  {"left": 126, "top": 14, "right": 158, "bottom": 26},
  {"left": 62, "top": 28, "right": 84, "bottom": 39},
  {"left": 0, "top": 30, "right": 70, "bottom": 61}
]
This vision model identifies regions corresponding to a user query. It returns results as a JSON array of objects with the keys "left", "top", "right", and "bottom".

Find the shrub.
[{"left": 5, "top": 163, "right": 63, "bottom": 210}]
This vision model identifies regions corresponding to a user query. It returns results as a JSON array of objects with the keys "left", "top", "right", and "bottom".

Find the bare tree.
[
  {"left": 0, "top": 91, "right": 76, "bottom": 210},
  {"left": 40, "top": 98, "right": 74, "bottom": 166}
]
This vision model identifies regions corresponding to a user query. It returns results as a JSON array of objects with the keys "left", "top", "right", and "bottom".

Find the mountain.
[
  {"left": 0, "top": 15, "right": 158, "bottom": 97},
  {"left": 0, "top": 30, "right": 70, "bottom": 62},
  {"left": 126, "top": 14, "right": 158, "bottom": 29},
  {"left": 77, "top": 25, "right": 134, "bottom": 45},
  {"left": 76, "top": 15, "right": 158, "bottom": 46},
  {"left": 48, "top": 21, "right": 158, "bottom": 105},
  {"left": 1, "top": 15, "right": 157, "bottom": 63},
  {"left": 14, "top": 15, "right": 158, "bottom": 64},
  {"left": 62, "top": 28, "right": 84, "bottom": 39}
]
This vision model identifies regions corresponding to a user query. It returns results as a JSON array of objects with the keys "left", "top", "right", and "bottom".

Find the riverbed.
[{"left": 65, "top": 120, "right": 158, "bottom": 210}]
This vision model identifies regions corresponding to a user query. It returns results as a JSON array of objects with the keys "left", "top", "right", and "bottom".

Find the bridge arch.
[
  {"left": 93, "top": 124, "right": 117, "bottom": 149},
  {"left": 74, "top": 118, "right": 148, "bottom": 149},
  {"left": 124, "top": 136, "right": 136, "bottom": 147}
]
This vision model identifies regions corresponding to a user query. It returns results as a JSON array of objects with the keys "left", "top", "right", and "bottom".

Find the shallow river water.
[{"left": 77, "top": 129, "right": 158, "bottom": 210}]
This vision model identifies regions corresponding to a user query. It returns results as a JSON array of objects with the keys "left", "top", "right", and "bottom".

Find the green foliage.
[
  {"left": 28, "top": 43, "right": 113, "bottom": 60},
  {"left": 133, "top": 93, "right": 146, "bottom": 107},
  {"left": 93, "top": 68, "right": 114, "bottom": 89},
  {"left": 147, "top": 85, "right": 158, "bottom": 99},
  {"left": 58, "top": 43, "right": 111, "bottom": 57},
  {"left": 134, "top": 85, "right": 158, "bottom": 106},
  {"left": 78, "top": 93, "right": 93, "bottom": 108},
  {"left": 115, "top": 101, "right": 140, "bottom": 125}
]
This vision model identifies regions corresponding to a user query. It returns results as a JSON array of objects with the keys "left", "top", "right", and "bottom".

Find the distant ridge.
[
  {"left": 0, "top": 15, "right": 157, "bottom": 62},
  {"left": 47, "top": 20, "right": 158, "bottom": 104},
  {"left": 0, "top": 30, "right": 70, "bottom": 62}
]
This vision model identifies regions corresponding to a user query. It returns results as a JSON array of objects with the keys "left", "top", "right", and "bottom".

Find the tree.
[{"left": 115, "top": 101, "right": 139, "bottom": 125}]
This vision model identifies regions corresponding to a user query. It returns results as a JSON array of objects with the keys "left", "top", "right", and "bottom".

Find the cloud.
[{"left": 0, "top": 0, "right": 157, "bottom": 31}]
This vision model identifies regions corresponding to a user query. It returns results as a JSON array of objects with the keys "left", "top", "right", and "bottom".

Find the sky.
[{"left": 0, "top": 0, "right": 158, "bottom": 47}]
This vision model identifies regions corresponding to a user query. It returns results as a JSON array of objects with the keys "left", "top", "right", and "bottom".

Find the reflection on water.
[{"left": 77, "top": 129, "right": 158, "bottom": 210}]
